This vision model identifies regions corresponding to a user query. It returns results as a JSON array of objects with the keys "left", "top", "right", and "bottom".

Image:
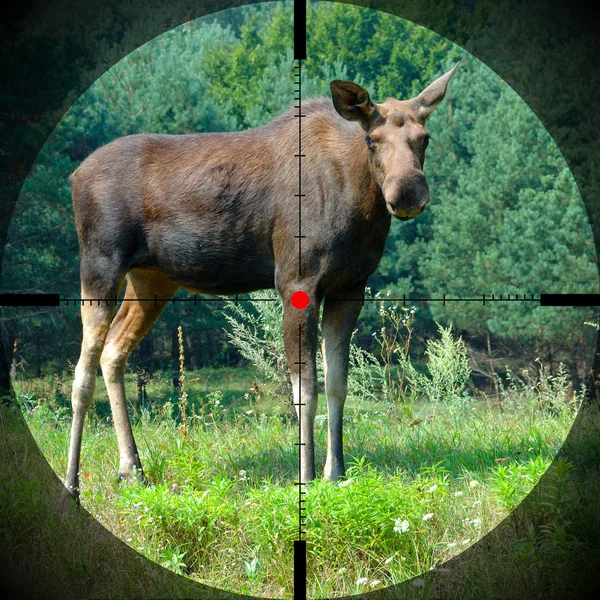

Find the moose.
[{"left": 65, "top": 65, "right": 459, "bottom": 499}]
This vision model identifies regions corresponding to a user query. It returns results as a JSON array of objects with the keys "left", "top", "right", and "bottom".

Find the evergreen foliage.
[{"left": 1, "top": 2, "right": 596, "bottom": 388}]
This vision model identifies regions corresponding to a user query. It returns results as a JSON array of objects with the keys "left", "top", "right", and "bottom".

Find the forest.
[{"left": 1, "top": 0, "right": 597, "bottom": 397}]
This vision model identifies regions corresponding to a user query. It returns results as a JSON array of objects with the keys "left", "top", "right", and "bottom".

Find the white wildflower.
[
  {"left": 428, "top": 484, "right": 438, "bottom": 493},
  {"left": 357, "top": 577, "right": 369, "bottom": 586},
  {"left": 422, "top": 512, "right": 434, "bottom": 521},
  {"left": 453, "top": 491, "right": 464, "bottom": 497},
  {"left": 394, "top": 518, "right": 410, "bottom": 533},
  {"left": 469, "top": 480, "right": 479, "bottom": 488},
  {"left": 370, "top": 580, "right": 382, "bottom": 588}
]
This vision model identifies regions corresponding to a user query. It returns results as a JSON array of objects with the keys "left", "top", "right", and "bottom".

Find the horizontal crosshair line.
[
  {"left": 0, "top": 293, "right": 61, "bottom": 306},
  {"left": 2, "top": 293, "right": 598, "bottom": 308},
  {"left": 58, "top": 296, "right": 277, "bottom": 305},
  {"left": 332, "top": 294, "right": 600, "bottom": 307},
  {"left": 346, "top": 295, "right": 540, "bottom": 303}
]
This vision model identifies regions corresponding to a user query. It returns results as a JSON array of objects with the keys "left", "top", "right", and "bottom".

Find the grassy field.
[{"left": 13, "top": 367, "right": 581, "bottom": 599}]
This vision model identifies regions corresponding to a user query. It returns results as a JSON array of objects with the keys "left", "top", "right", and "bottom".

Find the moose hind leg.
[
  {"left": 100, "top": 269, "right": 178, "bottom": 482},
  {"left": 65, "top": 295, "right": 118, "bottom": 499},
  {"left": 321, "top": 284, "right": 365, "bottom": 480}
]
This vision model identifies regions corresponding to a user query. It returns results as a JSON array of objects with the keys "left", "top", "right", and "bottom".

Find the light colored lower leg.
[
  {"left": 65, "top": 304, "right": 113, "bottom": 497},
  {"left": 100, "top": 270, "right": 178, "bottom": 480},
  {"left": 292, "top": 373, "right": 317, "bottom": 483},
  {"left": 321, "top": 291, "right": 364, "bottom": 481},
  {"left": 322, "top": 346, "right": 348, "bottom": 480},
  {"left": 101, "top": 340, "right": 143, "bottom": 479}
]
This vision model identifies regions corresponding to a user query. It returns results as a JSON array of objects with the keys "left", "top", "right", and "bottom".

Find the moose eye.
[{"left": 365, "top": 136, "right": 376, "bottom": 150}]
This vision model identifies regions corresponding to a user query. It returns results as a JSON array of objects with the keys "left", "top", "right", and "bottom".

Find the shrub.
[
  {"left": 496, "top": 359, "right": 578, "bottom": 414},
  {"left": 404, "top": 323, "right": 471, "bottom": 403}
]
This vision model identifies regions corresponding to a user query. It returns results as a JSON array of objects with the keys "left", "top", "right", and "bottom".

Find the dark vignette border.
[{"left": 1, "top": 0, "right": 599, "bottom": 598}]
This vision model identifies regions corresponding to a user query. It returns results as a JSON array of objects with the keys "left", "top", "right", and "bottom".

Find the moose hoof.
[
  {"left": 58, "top": 485, "right": 81, "bottom": 517},
  {"left": 323, "top": 463, "right": 345, "bottom": 482},
  {"left": 62, "top": 485, "right": 79, "bottom": 501},
  {"left": 117, "top": 464, "right": 145, "bottom": 485}
]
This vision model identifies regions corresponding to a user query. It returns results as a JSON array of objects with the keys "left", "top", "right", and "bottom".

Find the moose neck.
[
  {"left": 326, "top": 121, "right": 385, "bottom": 223},
  {"left": 273, "top": 98, "right": 388, "bottom": 226}
]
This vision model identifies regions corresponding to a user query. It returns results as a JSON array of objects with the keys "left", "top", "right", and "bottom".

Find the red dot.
[{"left": 291, "top": 290, "right": 310, "bottom": 309}]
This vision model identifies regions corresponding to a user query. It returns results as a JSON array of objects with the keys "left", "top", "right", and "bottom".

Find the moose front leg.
[
  {"left": 321, "top": 282, "right": 366, "bottom": 480},
  {"left": 281, "top": 289, "right": 320, "bottom": 483}
]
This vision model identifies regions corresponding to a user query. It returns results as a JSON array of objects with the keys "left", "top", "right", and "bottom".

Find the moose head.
[{"left": 330, "top": 63, "right": 459, "bottom": 220}]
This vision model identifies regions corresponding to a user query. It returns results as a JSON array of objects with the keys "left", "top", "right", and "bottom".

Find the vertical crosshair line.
[
  {"left": 297, "top": 324, "right": 304, "bottom": 539},
  {"left": 294, "top": 319, "right": 307, "bottom": 600},
  {"left": 293, "top": 2, "right": 307, "bottom": 598},
  {"left": 293, "top": 52, "right": 308, "bottom": 600},
  {"left": 295, "top": 59, "right": 305, "bottom": 278}
]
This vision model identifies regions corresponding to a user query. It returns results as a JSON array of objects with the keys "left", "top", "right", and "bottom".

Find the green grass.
[
  {"left": 14, "top": 369, "right": 580, "bottom": 599},
  {"left": 13, "top": 365, "right": 283, "bottom": 421}
]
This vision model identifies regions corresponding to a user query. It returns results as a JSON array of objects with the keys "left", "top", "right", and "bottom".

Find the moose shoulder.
[{"left": 65, "top": 65, "right": 459, "bottom": 499}]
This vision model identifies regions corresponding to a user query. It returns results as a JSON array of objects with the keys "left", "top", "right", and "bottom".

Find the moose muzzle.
[{"left": 383, "top": 172, "right": 429, "bottom": 220}]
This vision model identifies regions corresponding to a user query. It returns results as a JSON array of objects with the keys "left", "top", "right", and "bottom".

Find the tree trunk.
[
  {"left": 547, "top": 345, "right": 554, "bottom": 377},
  {"left": 9, "top": 337, "right": 17, "bottom": 380},
  {"left": 36, "top": 335, "right": 42, "bottom": 379},
  {"left": 136, "top": 335, "right": 153, "bottom": 409},
  {"left": 487, "top": 331, "right": 500, "bottom": 400},
  {"left": 184, "top": 332, "right": 199, "bottom": 371},
  {"left": 172, "top": 326, "right": 181, "bottom": 391},
  {"left": 1, "top": 330, "right": 16, "bottom": 393}
]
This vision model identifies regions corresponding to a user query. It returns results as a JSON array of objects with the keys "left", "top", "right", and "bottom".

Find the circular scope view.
[{"left": 2, "top": 2, "right": 598, "bottom": 598}]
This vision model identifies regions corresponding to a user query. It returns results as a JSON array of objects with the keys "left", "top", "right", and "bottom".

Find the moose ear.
[
  {"left": 411, "top": 61, "right": 460, "bottom": 121},
  {"left": 330, "top": 80, "right": 377, "bottom": 130}
]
